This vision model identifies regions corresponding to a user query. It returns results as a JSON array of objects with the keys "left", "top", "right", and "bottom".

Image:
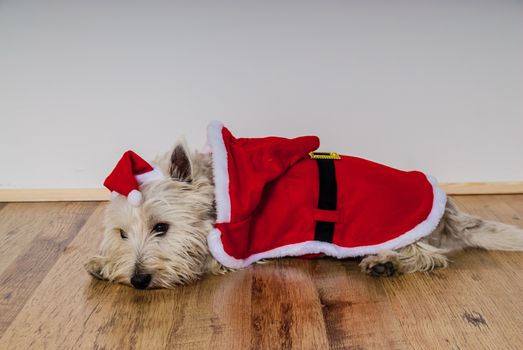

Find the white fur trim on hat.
[
  {"left": 127, "top": 189, "right": 143, "bottom": 207},
  {"left": 135, "top": 167, "right": 164, "bottom": 184}
]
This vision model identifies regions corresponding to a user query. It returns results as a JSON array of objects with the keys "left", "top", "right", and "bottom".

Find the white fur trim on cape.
[
  {"left": 207, "top": 174, "right": 447, "bottom": 269},
  {"left": 135, "top": 167, "right": 164, "bottom": 184},
  {"left": 206, "top": 121, "right": 231, "bottom": 223}
]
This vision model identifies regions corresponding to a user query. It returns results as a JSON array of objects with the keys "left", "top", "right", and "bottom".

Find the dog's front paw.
[
  {"left": 360, "top": 255, "right": 399, "bottom": 277},
  {"left": 84, "top": 256, "right": 107, "bottom": 280}
]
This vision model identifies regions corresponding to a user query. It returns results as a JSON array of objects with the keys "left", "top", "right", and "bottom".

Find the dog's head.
[{"left": 85, "top": 142, "right": 216, "bottom": 289}]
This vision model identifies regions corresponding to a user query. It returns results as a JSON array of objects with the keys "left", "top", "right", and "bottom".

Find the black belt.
[{"left": 310, "top": 152, "right": 339, "bottom": 243}]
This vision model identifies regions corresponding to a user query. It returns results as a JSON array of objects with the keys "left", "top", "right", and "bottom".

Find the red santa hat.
[{"left": 104, "top": 150, "right": 165, "bottom": 207}]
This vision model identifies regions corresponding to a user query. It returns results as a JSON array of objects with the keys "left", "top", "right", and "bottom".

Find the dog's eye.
[
  {"left": 152, "top": 223, "right": 169, "bottom": 236},
  {"left": 119, "top": 229, "right": 128, "bottom": 240}
]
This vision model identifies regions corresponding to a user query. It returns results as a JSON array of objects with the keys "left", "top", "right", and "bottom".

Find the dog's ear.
[
  {"left": 84, "top": 256, "right": 108, "bottom": 280},
  {"left": 169, "top": 141, "right": 192, "bottom": 182}
]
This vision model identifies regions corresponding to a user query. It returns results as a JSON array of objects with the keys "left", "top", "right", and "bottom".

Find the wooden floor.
[{"left": 0, "top": 196, "right": 522, "bottom": 349}]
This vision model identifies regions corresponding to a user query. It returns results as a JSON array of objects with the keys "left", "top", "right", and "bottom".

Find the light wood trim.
[
  {"left": 0, "top": 188, "right": 110, "bottom": 202},
  {"left": 441, "top": 181, "right": 523, "bottom": 195},
  {"left": 0, "top": 182, "right": 522, "bottom": 202}
]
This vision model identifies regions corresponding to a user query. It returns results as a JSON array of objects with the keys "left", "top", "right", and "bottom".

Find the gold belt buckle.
[{"left": 309, "top": 152, "right": 341, "bottom": 160}]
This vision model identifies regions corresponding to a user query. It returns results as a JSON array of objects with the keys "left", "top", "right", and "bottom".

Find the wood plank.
[
  {"left": 1, "top": 182, "right": 523, "bottom": 202},
  {"left": 0, "top": 202, "right": 99, "bottom": 336},
  {"left": 0, "top": 196, "right": 522, "bottom": 349},
  {"left": 311, "top": 258, "right": 409, "bottom": 349},
  {"left": 411, "top": 195, "right": 522, "bottom": 347},
  {"left": 249, "top": 261, "right": 329, "bottom": 350},
  {"left": 382, "top": 265, "right": 523, "bottom": 350},
  {"left": 0, "top": 204, "right": 114, "bottom": 349},
  {"left": 0, "top": 203, "right": 89, "bottom": 276},
  {"left": 383, "top": 194, "right": 523, "bottom": 348}
]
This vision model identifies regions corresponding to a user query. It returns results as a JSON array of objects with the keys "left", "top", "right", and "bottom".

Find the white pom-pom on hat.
[{"left": 127, "top": 189, "right": 143, "bottom": 207}]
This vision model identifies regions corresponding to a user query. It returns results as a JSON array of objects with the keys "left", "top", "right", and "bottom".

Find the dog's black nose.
[{"left": 131, "top": 273, "right": 152, "bottom": 289}]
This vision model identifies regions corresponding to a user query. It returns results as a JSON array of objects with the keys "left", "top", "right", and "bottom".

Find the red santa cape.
[{"left": 206, "top": 121, "right": 447, "bottom": 269}]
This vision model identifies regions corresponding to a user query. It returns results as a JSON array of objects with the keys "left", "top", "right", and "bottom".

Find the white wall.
[{"left": 1, "top": 0, "right": 522, "bottom": 189}]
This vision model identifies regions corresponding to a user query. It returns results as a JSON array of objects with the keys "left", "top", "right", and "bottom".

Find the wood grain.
[
  {"left": 0, "top": 203, "right": 94, "bottom": 276},
  {"left": 311, "top": 259, "right": 409, "bottom": 349},
  {"left": 0, "top": 196, "right": 522, "bottom": 349},
  {"left": 0, "top": 202, "right": 98, "bottom": 336}
]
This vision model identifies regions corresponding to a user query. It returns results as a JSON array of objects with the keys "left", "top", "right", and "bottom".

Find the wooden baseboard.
[
  {"left": 0, "top": 188, "right": 110, "bottom": 202},
  {"left": 441, "top": 182, "right": 523, "bottom": 195},
  {"left": 0, "top": 182, "right": 522, "bottom": 202}
]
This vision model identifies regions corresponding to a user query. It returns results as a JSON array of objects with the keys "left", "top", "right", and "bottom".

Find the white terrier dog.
[{"left": 86, "top": 123, "right": 523, "bottom": 289}]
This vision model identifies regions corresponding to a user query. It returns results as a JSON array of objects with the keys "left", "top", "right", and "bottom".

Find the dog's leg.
[
  {"left": 360, "top": 242, "right": 449, "bottom": 277},
  {"left": 427, "top": 198, "right": 523, "bottom": 252}
]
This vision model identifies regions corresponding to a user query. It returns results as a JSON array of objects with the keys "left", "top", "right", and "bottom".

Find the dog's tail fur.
[{"left": 437, "top": 199, "right": 523, "bottom": 251}]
